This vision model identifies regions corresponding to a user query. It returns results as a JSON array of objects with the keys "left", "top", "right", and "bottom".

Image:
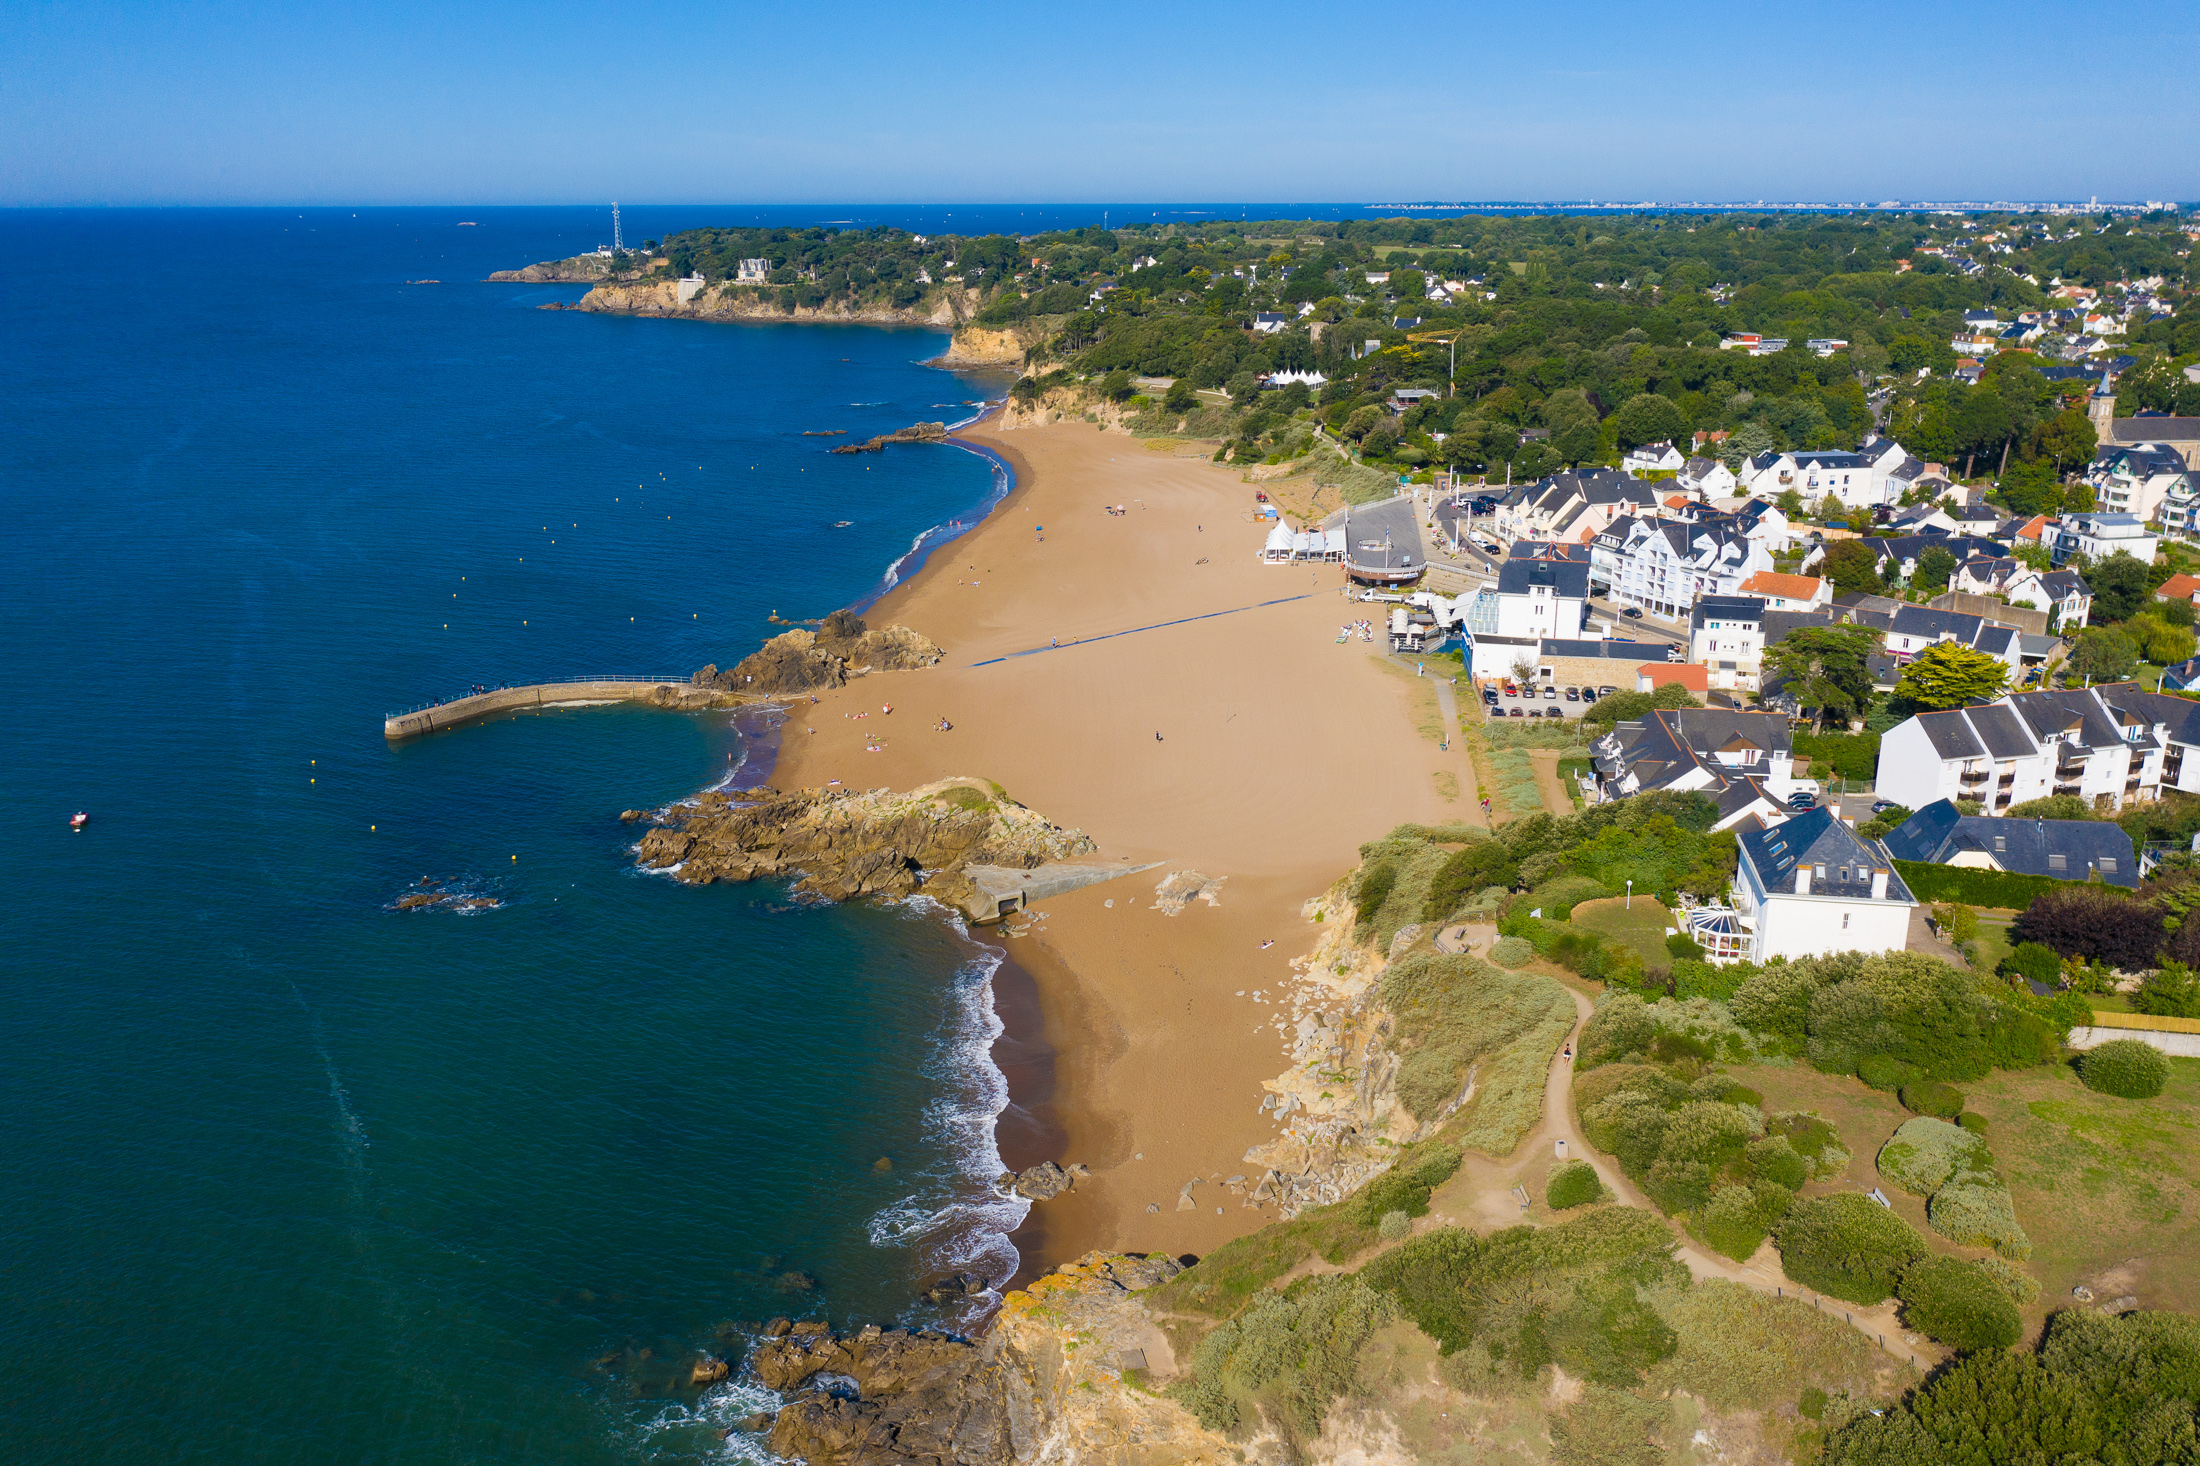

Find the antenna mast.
[{"left": 613, "top": 202, "right": 623, "bottom": 254}]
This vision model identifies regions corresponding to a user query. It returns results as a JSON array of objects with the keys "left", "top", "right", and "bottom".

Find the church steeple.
[{"left": 2088, "top": 368, "right": 2116, "bottom": 438}]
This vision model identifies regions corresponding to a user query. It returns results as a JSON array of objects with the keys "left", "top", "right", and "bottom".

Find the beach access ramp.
[{"left": 962, "top": 860, "right": 1167, "bottom": 921}]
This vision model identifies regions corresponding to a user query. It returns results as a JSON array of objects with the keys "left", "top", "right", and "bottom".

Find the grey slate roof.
[
  {"left": 1498, "top": 553, "right": 1591, "bottom": 599},
  {"left": 2006, "top": 688, "right": 2126, "bottom": 750},
  {"left": 1914, "top": 709, "right": 1987, "bottom": 759},
  {"left": 1738, "top": 808, "right": 1914, "bottom": 903},
  {"left": 1882, "top": 799, "right": 2138, "bottom": 887}
]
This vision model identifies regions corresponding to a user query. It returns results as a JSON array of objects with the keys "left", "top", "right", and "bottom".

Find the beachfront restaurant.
[{"left": 1337, "top": 497, "right": 1427, "bottom": 586}]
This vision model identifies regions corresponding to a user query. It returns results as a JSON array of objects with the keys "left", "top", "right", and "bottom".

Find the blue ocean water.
[{"left": 0, "top": 208, "right": 1039, "bottom": 1464}]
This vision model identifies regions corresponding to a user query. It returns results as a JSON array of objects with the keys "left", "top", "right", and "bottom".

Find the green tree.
[
  {"left": 1894, "top": 643, "right": 2009, "bottom": 710},
  {"left": 2035, "top": 406, "right": 2098, "bottom": 470},
  {"left": 2082, "top": 550, "right": 2152, "bottom": 624},
  {"left": 1613, "top": 392, "right": 1684, "bottom": 450},
  {"left": 2069, "top": 625, "right": 2138, "bottom": 684},
  {"left": 1163, "top": 379, "right": 1197, "bottom": 413},
  {"left": 1914, "top": 545, "right": 1958, "bottom": 596},
  {"left": 1820, "top": 539, "right": 1882, "bottom": 594},
  {"left": 1766, "top": 624, "right": 1885, "bottom": 732},
  {"left": 1777, "top": 488, "right": 1808, "bottom": 519}
]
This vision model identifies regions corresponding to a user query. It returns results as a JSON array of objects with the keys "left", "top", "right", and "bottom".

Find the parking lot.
[{"left": 1480, "top": 682, "right": 1617, "bottom": 722}]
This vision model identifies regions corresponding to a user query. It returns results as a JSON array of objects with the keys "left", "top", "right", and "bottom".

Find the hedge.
[
  {"left": 1892, "top": 860, "right": 2127, "bottom": 909},
  {"left": 1546, "top": 1159, "right": 1608, "bottom": 1209}
]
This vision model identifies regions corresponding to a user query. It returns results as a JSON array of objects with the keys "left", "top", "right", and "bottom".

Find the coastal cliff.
[
  {"left": 488, "top": 255, "right": 626, "bottom": 283},
  {"left": 750, "top": 1253, "right": 1229, "bottom": 1466},
  {"left": 574, "top": 278, "right": 977, "bottom": 329}
]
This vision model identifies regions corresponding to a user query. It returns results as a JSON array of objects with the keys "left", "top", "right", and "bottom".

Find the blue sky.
[{"left": 5, "top": 0, "right": 2196, "bottom": 205}]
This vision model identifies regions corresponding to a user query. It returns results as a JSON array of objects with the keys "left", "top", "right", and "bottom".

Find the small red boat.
[{"left": 70, "top": 811, "right": 88, "bottom": 830}]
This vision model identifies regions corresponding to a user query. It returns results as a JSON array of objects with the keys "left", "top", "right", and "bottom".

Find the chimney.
[
  {"left": 1871, "top": 867, "right": 1889, "bottom": 900},
  {"left": 1795, "top": 865, "right": 1811, "bottom": 895}
]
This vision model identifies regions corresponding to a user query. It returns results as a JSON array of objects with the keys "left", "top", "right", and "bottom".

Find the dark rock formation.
[
  {"left": 919, "top": 1271, "right": 991, "bottom": 1305},
  {"left": 692, "top": 611, "right": 942, "bottom": 696},
  {"left": 827, "top": 422, "right": 949, "bottom": 455}
]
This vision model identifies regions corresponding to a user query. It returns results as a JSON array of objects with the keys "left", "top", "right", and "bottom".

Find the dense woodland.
[{"left": 641, "top": 212, "right": 2197, "bottom": 485}]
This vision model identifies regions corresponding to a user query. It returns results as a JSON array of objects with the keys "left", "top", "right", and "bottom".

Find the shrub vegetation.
[
  {"left": 1773, "top": 1193, "right": 1929, "bottom": 1306},
  {"left": 1546, "top": 1159, "right": 1609, "bottom": 1209},
  {"left": 2076, "top": 1038, "right": 2171, "bottom": 1099},
  {"left": 1896, "top": 1255, "right": 2022, "bottom": 1351}
]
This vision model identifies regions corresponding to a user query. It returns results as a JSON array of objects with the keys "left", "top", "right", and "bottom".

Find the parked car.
[
  {"left": 1501, "top": 682, "right": 1519, "bottom": 696},
  {"left": 1622, "top": 607, "right": 1644, "bottom": 619},
  {"left": 1483, "top": 688, "right": 1501, "bottom": 704},
  {"left": 1581, "top": 688, "right": 1599, "bottom": 703},
  {"left": 1507, "top": 706, "right": 1524, "bottom": 718},
  {"left": 1787, "top": 791, "right": 1818, "bottom": 810},
  {"left": 1542, "top": 686, "right": 1558, "bottom": 700},
  {"left": 1564, "top": 687, "right": 1581, "bottom": 702},
  {"left": 1597, "top": 685, "right": 1616, "bottom": 697},
  {"left": 1870, "top": 799, "right": 1900, "bottom": 814}
]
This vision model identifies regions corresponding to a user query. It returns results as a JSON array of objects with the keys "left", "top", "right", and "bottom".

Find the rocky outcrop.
[
  {"left": 488, "top": 255, "right": 626, "bottom": 283},
  {"left": 630, "top": 777, "right": 1096, "bottom": 919},
  {"left": 693, "top": 611, "right": 942, "bottom": 696},
  {"left": 752, "top": 1253, "right": 1228, "bottom": 1466},
  {"left": 828, "top": 422, "right": 949, "bottom": 454},
  {"left": 572, "top": 279, "right": 977, "bottom": 328}
]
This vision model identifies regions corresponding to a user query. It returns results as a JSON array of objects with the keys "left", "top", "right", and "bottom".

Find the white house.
[
  {"left": 1251, "top": 312, "right": 1290, "bottom": 334},
  {"left": 1872, "top": 684, "right": 2197, "bottom": 815},
  {"left": 735, "top": 258, "right": 773, "bottom": 285},
  {"left": 1623, "top": 441, "right": 1687, "bottom": 476},
  {"left": 1716, "top": 809, "right": 1916, "bottom": 964},
  {"left": 1590, "top": 708, "right": 1803, "bottom": 830},
  {"left": 1590, "top": 515, "right": 1775, "bottom": 619},
  {"left": 1690, "top": 595, "right": 1769, "bottom": 691},
  {"left": 2085, "top": 443, "right": 2190, "bottom": 525},
  {"left": 2048, "top": 512, "right": 2158, "bottom": 567},
  {"left": 1493, "top": 544, "right": 1591, "bottom": 640},
  {"left": 1680, "top": 456, "right": 1739, "bottom": 496},
  {"left": 2004, "top": 568, "right": 2093, "bottom": 628}
]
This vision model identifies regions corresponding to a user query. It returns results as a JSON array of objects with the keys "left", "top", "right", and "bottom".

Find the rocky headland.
[
  {"left": 627, "top": 777, "right": 1098, "bottom": 920},
  {"left": 487, "top": 254, "right": 636, "bottom": 283},
  {"left": 693, "top": 609, "right": 942, "bottom": 697},
  {"left": 744, "top": 1252, "right": 1229, "bottom": 1466}
]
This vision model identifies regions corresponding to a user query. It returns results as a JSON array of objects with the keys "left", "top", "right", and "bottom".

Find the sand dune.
[{"left": 775, "top": 421, "right": 1482, "bottom": 1270}]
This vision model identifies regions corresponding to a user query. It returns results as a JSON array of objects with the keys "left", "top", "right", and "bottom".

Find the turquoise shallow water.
[{"left": 0, "top": 208, "right": 1030, "bottom": 1463}]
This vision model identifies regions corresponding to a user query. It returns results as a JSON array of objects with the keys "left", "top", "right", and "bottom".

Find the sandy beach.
[{"left": 773, "top": 421, "right": 1482, "bottom": 1272}]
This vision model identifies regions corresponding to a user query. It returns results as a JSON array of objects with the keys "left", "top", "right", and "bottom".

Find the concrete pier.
[{"left": 384, "top": 677, "right": 736, "bottom": 741}]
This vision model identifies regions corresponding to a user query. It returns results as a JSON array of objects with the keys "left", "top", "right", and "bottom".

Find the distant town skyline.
[{"left": 6, "top": 0, "right": 2197, "bottom": 206}]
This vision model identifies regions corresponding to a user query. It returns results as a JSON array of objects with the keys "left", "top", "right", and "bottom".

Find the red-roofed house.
[
  {"left": 1736, "top": 570, "right": 1833, "bottom": 612},
  {"left": 1639, "top": 662, "right": 1709, "bottom": 695},
  {"left": 2157, "top": 573, "right": 2200, "bottom": 605}
]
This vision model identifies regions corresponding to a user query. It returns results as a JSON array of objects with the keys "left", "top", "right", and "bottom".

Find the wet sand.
[{"left": 774, "top": 421, "right": 1480, "bottom": 1267}]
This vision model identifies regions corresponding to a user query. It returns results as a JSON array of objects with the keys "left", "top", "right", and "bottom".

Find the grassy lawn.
[
  {"left": 1568, "top": 895, "right": 1674, "bottom": 967},
  {"left": 1727, "top": 1055, "right": 2200, "bottom": 1331},
  {"left": 1970, "top": 908, "right": 2019, "bottom": 977}
]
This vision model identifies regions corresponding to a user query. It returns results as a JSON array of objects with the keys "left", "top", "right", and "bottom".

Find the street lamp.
[{"left": 1626, "top": 879, "right": 1634, "bottom": 910}]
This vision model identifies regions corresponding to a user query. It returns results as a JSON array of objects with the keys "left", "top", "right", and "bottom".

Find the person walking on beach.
[{"left": 1155, "top": 731, "right": 1163, "bottom": 742}]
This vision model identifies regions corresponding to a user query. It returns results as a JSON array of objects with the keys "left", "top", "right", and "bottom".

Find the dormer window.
[{"left": 2048, "top": 854, "right": 2067, "bottom": 871}]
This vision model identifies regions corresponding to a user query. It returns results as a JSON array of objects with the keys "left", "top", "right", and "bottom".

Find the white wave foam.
[
  {"left": 629, "top": 1375, "right": 784, "bottom": 1463},
  {"left": 862, "top": 902, "right": 1027, "bottom": 1327}
]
